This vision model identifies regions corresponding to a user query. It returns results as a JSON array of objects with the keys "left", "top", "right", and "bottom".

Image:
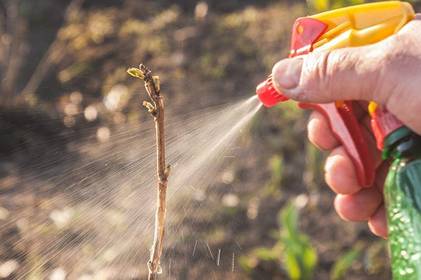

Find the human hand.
[{"left": 271, "top": 16, "right": 421, "bottom": 238}]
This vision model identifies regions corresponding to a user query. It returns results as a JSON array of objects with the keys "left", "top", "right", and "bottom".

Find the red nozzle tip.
[{"left": 256, "top": 75, "right": 288, "bottom": 107}]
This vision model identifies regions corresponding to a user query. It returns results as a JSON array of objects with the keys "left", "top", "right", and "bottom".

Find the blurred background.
[{"left": 1, "top": 0, "right": 419, "bottom": 279}]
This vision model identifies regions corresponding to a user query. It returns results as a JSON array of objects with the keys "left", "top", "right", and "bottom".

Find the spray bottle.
[{"left": 256, "top": 2, "right": 421, "bottom": 279}]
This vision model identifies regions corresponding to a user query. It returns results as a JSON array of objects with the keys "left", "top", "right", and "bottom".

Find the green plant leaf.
[
  {"left": 254, "top": 247, "right": 280, "bottom": 261},
  {"left": 279, "top": 202, "right": 299, "bottom": 238},
  {"left": 127, "top": 67, "right": 145, "bottom": 79},
  {"left": 308, "top": 0, "right": 330, "bottom": 12},
  {"left": 284, "top": 251, "right": 302, "bottom": 280},
  {"left": 279, "top": 203, "right": 317, "bottom": 280},
  {"left": 302, "top": 245, "right": 318, "bottom": 279},
  {"left": 308, "top": 0, "right": 366, "bottom": 12},
  {"left": 239, "top": 245, "right": 283, "bottom": 274},
  {"left": 330, "top": 246, "right": 361, "bottom": 280}
]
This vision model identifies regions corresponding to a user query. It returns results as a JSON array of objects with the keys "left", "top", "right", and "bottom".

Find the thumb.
[
  {"left": 271, "top": 16, "right": 421, "bottom": 135},
  {"left": 271, "top": 44, "right": 385, "bottom": 103}
]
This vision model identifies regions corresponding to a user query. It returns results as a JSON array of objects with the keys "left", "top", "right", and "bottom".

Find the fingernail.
[{"left": 272, "top": 57, "right": 303, "bottom": 91}]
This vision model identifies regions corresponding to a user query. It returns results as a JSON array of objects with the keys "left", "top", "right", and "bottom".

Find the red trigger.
[{"left": 299, "top": 102, "right": 375, "bottom": 187}]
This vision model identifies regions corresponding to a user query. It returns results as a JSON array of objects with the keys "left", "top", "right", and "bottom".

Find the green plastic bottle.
[{"left": 383, "top": 127, "right": 421, "bottom": 279}]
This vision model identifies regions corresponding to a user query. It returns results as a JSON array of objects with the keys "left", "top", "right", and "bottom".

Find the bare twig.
[{"left": 128, "top": 64, "right": 170, "bottom": 280}]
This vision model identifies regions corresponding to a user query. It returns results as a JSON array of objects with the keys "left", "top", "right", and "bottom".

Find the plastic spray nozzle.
[{"left": 256, "top": 75, "right": 288, "bottom": 107}]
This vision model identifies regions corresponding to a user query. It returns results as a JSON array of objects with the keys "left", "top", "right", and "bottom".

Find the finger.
[
  {"left": 323, "top": 113, "right": 382, "bottom": 194},
  {"left": 272, "top": 17, "right": 421, "bottom": 134},
  {"left": 380, "top": 16, "right": 421, "bottom": 134},
  {"left": 334, "top": 188, "right": 382, "bottom": 221},
  {"left": 307, "top": 111, "right": 339, "bottom": 150},
  {"left": 368, "top": 205, "right": 388, "bottom": 238},
  {"left": 325, "top": 147, "right": 362, "bottom": 195},
  {"left": 271, "top": 44, "right": 384, "bottom": 103},
  {"left": 307, "top": 102, "right": 374, "bottom": 151}
]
